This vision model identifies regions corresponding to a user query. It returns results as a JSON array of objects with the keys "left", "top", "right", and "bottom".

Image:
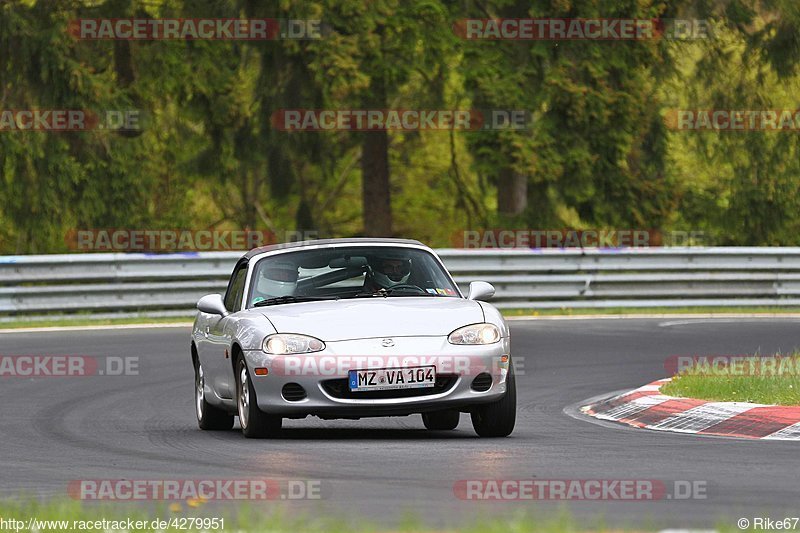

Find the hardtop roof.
[{"left": 241, "top": 237, "right": 427, "bottom": 261}]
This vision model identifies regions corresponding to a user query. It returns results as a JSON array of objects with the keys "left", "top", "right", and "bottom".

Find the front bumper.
[{"left": 242, "top": 335, "right": 511, "bottom": 417}]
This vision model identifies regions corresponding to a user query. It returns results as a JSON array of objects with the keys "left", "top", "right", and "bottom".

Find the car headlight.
[
  {"left": 263, "top": 334, "right": 325, "bottom": 354},
  {"left": 448, "top": 323, "right": 501, "bottom": 345}
]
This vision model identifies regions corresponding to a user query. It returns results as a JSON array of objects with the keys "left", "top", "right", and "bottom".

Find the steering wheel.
[{"left": 386, "top": 284, "right": 426, "bottom": 294}]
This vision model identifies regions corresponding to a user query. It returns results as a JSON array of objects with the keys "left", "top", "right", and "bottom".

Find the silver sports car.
[{"left": 191, "top": 238, "right": 516, "bottom": 438}]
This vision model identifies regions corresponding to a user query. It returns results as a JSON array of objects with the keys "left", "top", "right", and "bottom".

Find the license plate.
[{"left": 348, "top": 366, "right": 436, "bottom": 391}]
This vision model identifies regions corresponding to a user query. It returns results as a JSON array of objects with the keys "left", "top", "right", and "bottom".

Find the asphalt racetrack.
[{"left": 2, "top": 318, "right": 799, "bottom": 529}]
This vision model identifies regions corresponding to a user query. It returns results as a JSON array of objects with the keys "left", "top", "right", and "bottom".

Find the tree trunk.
[
  {"left": 497, "top": 168, "right": 528, "bottom": 216},
  {"left": 361, "top": 75, "right": 392, "bottom": 236}
]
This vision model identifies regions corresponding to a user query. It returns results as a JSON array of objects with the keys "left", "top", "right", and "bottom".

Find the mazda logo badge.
[{"left": 381, "top": 338, "right": 395, "bottom": 348}]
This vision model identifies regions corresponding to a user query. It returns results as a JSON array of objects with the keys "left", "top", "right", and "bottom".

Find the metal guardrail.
[{"left": 3, "top": 247, "right": 800, "bottom": 318}]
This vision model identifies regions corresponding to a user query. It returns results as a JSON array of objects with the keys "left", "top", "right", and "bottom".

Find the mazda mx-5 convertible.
[{"left": 191, "top": 238, "right": 516, "bottom": 438}]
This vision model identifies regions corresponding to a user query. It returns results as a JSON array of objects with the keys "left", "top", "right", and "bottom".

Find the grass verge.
[
  {"left": 0, "top": 316, "right": 193, "bottom": 330},
  {"left": 661, "top": 354, "right": 800, "bottom": 405},
  {"left": 0, "top": 499, "right": 584, "bottom": 532},
  {"left": 4, "top": 306, "right": 800, "bottom": 330},
  {"left": 501, "top": 306, "right": 800, "bottom": 317},
  {"left": 0, "top": 498, "right": 752, "bottom": 532}
]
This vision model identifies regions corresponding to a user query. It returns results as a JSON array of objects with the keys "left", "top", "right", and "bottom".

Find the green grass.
[
  {"left": 0, "top": 499, "right": 580, "bottom": 532},
  {"left": 0, "top": 316, "right": 192, "bottom": 330},
  {"left": 501, "top": 306, "right": 800, "bottom": 317},
  {"left": 3, "top": 306, "right": 800, "bottom": 330},
  {"left": 0, "top": 498, "right": 768, "bottom": 532},
  {"left": 661, "top": 354, "right": 800, "bottom": 405}
]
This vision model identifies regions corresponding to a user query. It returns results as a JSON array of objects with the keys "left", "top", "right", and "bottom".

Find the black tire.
[
  {"left": 194, "top": 357, "right": 234, "bottom": 431},
  {"left": 236, "top": 357, "right": 282, "bottom": 438},
  {"left": 422, "top": 409, "right": 460, "bottom": 430},
  {"left": 470, "top": 363, "right": 516, "bottom": 437}
]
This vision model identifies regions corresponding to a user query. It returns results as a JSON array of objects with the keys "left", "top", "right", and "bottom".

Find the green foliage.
[
  {"left": 666, "top": 12, "right": 800, "bottom": 245},
  {"left": 2, "top": 0, "right": 800, "bottom": 253}
]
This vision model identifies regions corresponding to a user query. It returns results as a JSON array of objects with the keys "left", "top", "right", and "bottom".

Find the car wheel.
[
  {"left": 470, "top": 363, "right": 516, "bottom": 437},
  {"left": 422, "top": 409, "right": 460, "bottom": 430},
  {"left": 236, "top": 357, "right": 282, "bottom": 438},
  {"left": 195, "top": 358, "right": 234, "bottom": 430}
]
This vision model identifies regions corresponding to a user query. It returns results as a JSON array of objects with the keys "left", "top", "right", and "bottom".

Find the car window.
[
  {"left": 224, "top": 263, "right": 248, "bottom": 312},
  {"left": 247, "top": 246, "right": 459, "bottom": 306},
  {"left": 298, "top": 266, "right": 366, "bottom": 288}
]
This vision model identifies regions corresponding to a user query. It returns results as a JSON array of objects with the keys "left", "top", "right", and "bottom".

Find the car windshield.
[{"left": 247, "top": 246, "right": 460, "bottom": 307}]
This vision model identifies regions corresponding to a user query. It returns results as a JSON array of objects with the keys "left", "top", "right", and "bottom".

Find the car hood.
[{"left": 257, "top": 297, "right": 485, "bottom": 341}]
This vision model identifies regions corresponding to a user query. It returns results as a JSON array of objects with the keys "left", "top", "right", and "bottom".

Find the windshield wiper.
[
  {"left": 253, "top": 295, "right": 338, "bottom": 307},
  {"left": 344, "top": 288, "right": 439, "bottom": 299}
]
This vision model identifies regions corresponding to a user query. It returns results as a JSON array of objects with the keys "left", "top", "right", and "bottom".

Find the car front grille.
[{"left": 321, "top": 374, "right": 458, "bottom": 400}]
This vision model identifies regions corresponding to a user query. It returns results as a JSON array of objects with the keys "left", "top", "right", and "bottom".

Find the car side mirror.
[
  {"left": 467, "top": 281, "right": 495, "bottom": 301},
  {"left": 197, "top": 294, "right": 228, "bottom": 316}
]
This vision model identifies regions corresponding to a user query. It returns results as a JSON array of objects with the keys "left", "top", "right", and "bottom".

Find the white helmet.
[
  {"left": 371, "top": 255, "right": 412, "bottom": 288},
  {"left": 257, "top": 261, "right": 298, "bottom": 297}
]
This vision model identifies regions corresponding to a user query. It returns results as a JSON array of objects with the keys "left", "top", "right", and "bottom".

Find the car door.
[{"left": 205, "top": 260, "right": 248, "bottom": 400}]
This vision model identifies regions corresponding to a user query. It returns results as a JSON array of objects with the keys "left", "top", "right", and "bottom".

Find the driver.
[
  {"left": 365, "top": 254, "right": 412, "bottom": 291},
  {"left": 255, "top": 261, "right": 299, "bottom": 299}
]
